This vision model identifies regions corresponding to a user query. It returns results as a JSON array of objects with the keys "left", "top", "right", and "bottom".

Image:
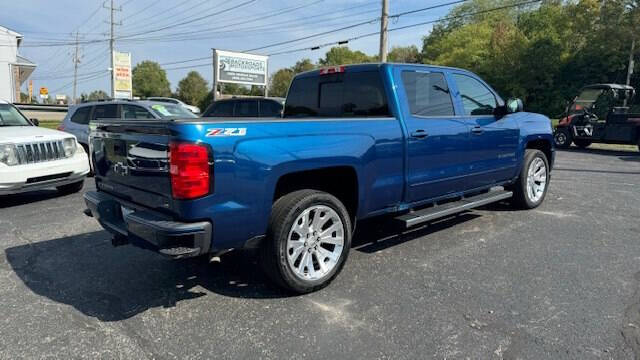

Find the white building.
[{"left": 0, "top": 25, "right": 36, "bottom": 102}]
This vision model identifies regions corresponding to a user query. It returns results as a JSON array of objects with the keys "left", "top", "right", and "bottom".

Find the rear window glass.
[
  {"left": 92, "top": 104, "right": 118, "bottom": 120},
  {"left": 150, "top": 104, "right": 197, "bottom": 119},
  {"left": 402, "top": 71, "right": 454, "bottom": 116},
  {"left": 284, "top": 70, "right": 391, "bottom": 118},
  {"left": 235, "top": 100, "right": 258, "bottom": 117},
  {"left": 122, "top": 104, "right": 155, "bottom": 119},
  {"left": 71, "top": 106, "right": 92, "bottom": 124},
  {"left": 260, "top": 100, "right": 283, "bottom": 117},
  {"left": 204, "top": 101, "right": 234, "bottom": 117}
]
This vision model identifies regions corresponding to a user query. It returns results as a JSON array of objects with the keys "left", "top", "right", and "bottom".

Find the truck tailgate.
[{"left": 91, "top": 120, "right": 174, "bottom": 212}]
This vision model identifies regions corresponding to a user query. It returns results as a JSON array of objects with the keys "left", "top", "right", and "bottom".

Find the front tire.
[
  {"left": 261, "top": 190, "right": 352, "bottom": 294},
  {"left": 554, "top": 128, "right": 572, "bottom": 149},
  {"left": 56, "top": 180, "right": 84, "bottom": 194},
  {"left": 511, "top": 149, "right": 550, "bottom": 209}
]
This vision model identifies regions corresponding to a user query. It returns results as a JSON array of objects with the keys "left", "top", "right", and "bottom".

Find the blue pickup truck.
[{"left": 84, "top": 63, "right": 554, "bottom": 293}]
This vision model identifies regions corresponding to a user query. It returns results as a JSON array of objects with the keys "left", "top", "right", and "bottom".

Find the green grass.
[{"left": 39, "top": 120, "right": 62, "bottom": 130}]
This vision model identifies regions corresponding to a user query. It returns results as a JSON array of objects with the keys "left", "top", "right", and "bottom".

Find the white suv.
[{"left": 0, "top": 100, "right": 89, "bottom": 195}]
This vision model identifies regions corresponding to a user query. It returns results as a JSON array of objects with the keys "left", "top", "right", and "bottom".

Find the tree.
[
  {"left": 268, "top": 59, "right": 315, "bottom": 97},
  {"left": 388, "top": 45, "right": 421, "bottom": 63},
  {"left": 176, "top": 71, "right": 208, "bottom": 106},
  {"left": 85, "top": 90, "right": 109, "bottom": 101},
  {"left": 132, "top": 61, "right": 171, "bottom": 98},
  {"left": 318, "top": 47, "right": 377, "bottom": 66}
]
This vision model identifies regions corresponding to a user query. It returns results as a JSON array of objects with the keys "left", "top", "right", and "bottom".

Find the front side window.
[
  {"left": 92, "top": 104, "right": 119, "bottom": 120},
  {"left": 0, "top": 104, "right": 30, "bottom": 126},
  {"left": 70, "top": 106, "right": 91, "bottom": 124},
  {"left": 122, "top": 105, "right": 155, "bottom": 119},
  {"left": 453, "top": 74, "right": 497, "bottom": 116},
  {"left": 402, "top": 71, "right": 454, "bottom": 116}
]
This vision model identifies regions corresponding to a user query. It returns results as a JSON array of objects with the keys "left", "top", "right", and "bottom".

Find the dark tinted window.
[
  {"left": 122, "top": 104, "right": 155, "bottom": 119},
  {"left": 402, "top": 71, "right": 454, "bottom": 116},
  {"left": 92, "top": 104, "right": 119, "bottom": 119},
  {"left": 204, "top": 101, "right": 234, "bottom": 117},
  {"left": 235, "top": 100, "right": 258, "bottom": 117},
  {"left": 452, "top": 74, "right": 497, "bottom": 116},
  {"left": 260, "top": 100, "right": 283, "bottom": 117},
  {"left": 70, "top": 106, "right": 92, "bottom": 124},
  {"left": 284, "top": 70, "right": 390, "bottom": 118}
]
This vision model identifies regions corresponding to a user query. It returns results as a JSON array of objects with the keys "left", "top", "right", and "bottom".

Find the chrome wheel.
[
  {"left": 526, "top": 157, "right": 547, "bottom": 203},
  {"left": 554, "top": 131, "right": 567, "bottom": 146},
  {"left": 286, "top": 205, "right": 344, "bottom": 281}
]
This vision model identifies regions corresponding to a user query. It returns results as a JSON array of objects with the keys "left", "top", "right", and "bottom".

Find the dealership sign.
[
  {"left": 113, "top": 51, "right": 132, "bottom": 99},
  {"left": 215, "top": 50, "right": 268, "bottom": 86}
]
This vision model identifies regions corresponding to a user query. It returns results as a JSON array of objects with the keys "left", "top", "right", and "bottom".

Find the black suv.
[{"left": 202, "top": 97, "right": 284, "bottom": 118}]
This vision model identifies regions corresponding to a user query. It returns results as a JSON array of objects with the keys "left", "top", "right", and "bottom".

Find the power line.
[{"left": 267, "top": 0, "right": 542, "bottom": 56}]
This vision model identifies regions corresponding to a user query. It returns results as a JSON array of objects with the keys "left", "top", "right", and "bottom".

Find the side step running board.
[{"left": 395, "top": 190, "right": 513, "bottom": 228}]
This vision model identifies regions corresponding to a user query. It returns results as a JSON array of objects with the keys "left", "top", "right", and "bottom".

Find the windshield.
[
  {"left": 0, "top": 104, "right": 31, "bottom": 126},
  {"left": 149, "top": 103, "right": 198, "bottom": 119}
]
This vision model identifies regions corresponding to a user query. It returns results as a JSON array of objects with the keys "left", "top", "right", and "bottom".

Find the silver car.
[{"left": 59, "top": 100, "right": 198, "bottom": 154}]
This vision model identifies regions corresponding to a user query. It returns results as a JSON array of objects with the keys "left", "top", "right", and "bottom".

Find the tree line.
[{"left": 75, "top": 0, "right": 638, "bottom": 118}]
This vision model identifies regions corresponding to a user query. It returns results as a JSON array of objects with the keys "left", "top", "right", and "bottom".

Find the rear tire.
[
  {"left": 511, "top": 149, "right": 550, "bottom": 209},
  {"left": 573, "top": 139, "right": 592, "bottom": 149},
  {"left": 56, "top": 180, "right": 84, "bottom": 195},
  {"left": 553, "top": 128, "right": 572, "bottom": 149},
  {"left": 260, "top": 190, "right": 352, "bottom": 294}
]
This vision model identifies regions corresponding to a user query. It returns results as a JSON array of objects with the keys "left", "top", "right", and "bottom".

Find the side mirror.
[
  {"left": 30, "top": 118, "right": 40, "bottom": 126},
  {"left": 506, "top": 98, "right": 524, "bottom": 113}
]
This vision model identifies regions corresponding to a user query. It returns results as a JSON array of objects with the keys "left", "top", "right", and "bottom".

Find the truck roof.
[{"left": 295, "top": 62, "right": 470, "bottom": 79}]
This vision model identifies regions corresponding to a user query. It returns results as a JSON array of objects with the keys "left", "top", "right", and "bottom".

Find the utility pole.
[
  {"left": 104, "top": 0, "right": 121, "bottom": 99},
  {"left": 72, "top": 32, "right": 82, "bottom": 105},
  {"left": 379, "top": 0, "right": 389, "bottom": 62},
  {"left": 624, "top": 37, "right": 635, "bottom": 107}
]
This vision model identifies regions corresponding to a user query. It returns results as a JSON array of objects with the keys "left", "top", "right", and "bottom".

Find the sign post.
[
  {"left": 28, "top": 80, "right": 33, "bottom": 102},
  {"left": 212, "top": 49, "right": 268, "bottom": 99},
  {"left": 113, "top": 51, "right": 133, "bottom": 99}
]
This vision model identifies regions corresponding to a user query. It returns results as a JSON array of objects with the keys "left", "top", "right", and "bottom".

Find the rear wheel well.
[
  {"left": 273, "top": 167, "right": 359, "bottom": 221},
  {"left": 526, "top": 139, "right": 552, "bottom": 164}
]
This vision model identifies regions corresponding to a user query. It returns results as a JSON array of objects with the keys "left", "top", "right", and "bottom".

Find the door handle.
[
  {"left": 410, "top": 130, "right": 429, "bottom": 139},
  {"left": 471, "top": 126, "right": 484, "bottom": 135}
]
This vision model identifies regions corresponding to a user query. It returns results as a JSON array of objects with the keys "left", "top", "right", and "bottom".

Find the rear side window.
[
  {"left": 70, "top": 106, "right": 92, "bottom": 124},
  {"left": 402, "top": 71, "right": 454, "bottom": 117},
  {"left": 260, "top": 100, "right": 283, "bottom": 117},
  {"left": 205, "top": 101, "right": 234, "bottom": 117},
  {"left": 92, "top": 104, "right": 119, "bottom": 120},
  {"left": 452, "top": 74, "right": 497, "bottom": 116},
  {"left": 235, "top": 100, "right": 258, "bottom": 117},
  {"left": 284, "top": 70, "right": 390, "bottom": 118},
  {"left": 122, "top": 104, "right": 155, "bottom": 119}
]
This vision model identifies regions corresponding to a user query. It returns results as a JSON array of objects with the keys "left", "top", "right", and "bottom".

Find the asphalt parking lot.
[{"left": 1, "top": 148, "right": 639, "bottom": 359}]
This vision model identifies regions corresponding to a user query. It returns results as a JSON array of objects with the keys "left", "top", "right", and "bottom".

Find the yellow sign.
[
  {"left": 113, "top": 51, "right": 132, "bottom": 99},
  {"left": 39, "top": 87, "right": 48, "bottom": 97}
]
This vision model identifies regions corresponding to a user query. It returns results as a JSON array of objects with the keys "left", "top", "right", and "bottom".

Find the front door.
[
  {"left": 397, "top": 68, "right": 471, "bottom": 203},
  {"left": 450, "top": 73, "right": 519, "bottom": 189}
]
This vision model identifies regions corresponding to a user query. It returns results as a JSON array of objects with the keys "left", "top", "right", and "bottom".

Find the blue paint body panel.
[{"left": 90, "top": 63, "right": 554, "bottom": 252}]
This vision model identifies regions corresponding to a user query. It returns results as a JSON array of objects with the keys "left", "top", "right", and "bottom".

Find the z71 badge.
[{"left": 206, "top": 128, "right": 247, "bottom": 137}]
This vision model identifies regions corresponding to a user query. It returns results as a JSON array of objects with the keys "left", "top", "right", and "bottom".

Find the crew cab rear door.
[
  {"left": 395, "top": 67, "right": 472, "bottom": 202},
  {"left": 449, "top": 72, "right": 519, "bottom": 188}
]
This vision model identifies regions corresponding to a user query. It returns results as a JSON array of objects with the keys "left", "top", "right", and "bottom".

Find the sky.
[{"left": 0, "top": 0, "right": 458, "bottom": 99}]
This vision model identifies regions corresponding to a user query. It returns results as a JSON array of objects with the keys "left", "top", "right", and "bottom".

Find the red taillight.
[
  {"left": 319, "top": 66, "right": 345, "bottom": 75},
  {"left": 169, "top": 142, "right": 211, "bottom": 200}
]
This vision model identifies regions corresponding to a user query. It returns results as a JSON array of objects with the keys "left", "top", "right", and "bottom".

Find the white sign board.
[
  {"left": 215, "top": 50, "right": 268, "bottom": 86},
  {"left": 113, "top": 51, "right": 133, "bottom": 99}
]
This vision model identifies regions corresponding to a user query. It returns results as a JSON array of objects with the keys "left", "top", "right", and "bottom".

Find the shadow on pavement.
[
  {"left": 559, "top": 147, "right": 639, "bottom": 157},
  {"left": 5, "top": 213, "right": 482, "bottom": 321},
  {"left": 0, "top": 189, "right": 70, "bottom": 209}
]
